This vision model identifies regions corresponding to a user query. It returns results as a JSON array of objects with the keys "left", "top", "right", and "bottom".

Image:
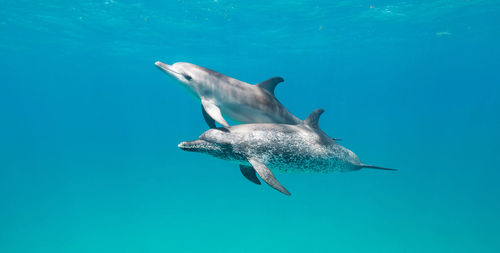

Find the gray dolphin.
[
  {"left": 155, "top": 61, "right": 301, "bottom": 128},
  {"left": 178, "top": 109, "right": 395, "bottom": 195}
]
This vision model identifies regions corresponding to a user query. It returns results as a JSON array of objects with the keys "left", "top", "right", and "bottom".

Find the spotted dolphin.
[
  {"left": 155, "top": 61, "right": 301, "bottom": 128},
  {"left": 178, "top": 109, "right": 395, "bottom": 195}
]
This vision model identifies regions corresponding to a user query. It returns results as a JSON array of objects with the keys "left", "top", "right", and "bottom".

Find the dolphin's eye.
[{"left": 183, "top": 74, "right": 192, "bottom": 81}]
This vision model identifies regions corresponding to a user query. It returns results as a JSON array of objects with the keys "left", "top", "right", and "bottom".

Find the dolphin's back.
[
  {"left": 158, "top": 61, "right": 302, "bottom": 126},
  {"left": 210, "top": 82, "right": 301, "bottom": 125},
  {"left": 189, "top": 64, "right": 301, "bottom": 125}
]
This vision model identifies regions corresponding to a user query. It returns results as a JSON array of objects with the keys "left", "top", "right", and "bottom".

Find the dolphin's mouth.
[
  {"left": 155, "top": 61, "right": 174, "bottom": 73},
  {"left": 155, "top": 61, "right": 188, "bottom": 81},
  {"left": 178, "top": 140, "right": 212, "bottom": 152}
]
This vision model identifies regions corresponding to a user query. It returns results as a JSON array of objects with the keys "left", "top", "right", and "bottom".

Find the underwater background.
[{"left": 1, "top": 0, "right": 499, "bottom": 252}]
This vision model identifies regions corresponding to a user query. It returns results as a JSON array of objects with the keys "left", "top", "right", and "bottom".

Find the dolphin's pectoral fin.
[
  {"left": 201, "top": 104, "right": 216, "bottom": 128},
  {"left": 239, "top": 165, "right": 261, "bottom": 185},
  {"left": 248, "top": 158, "right": 291, "bottom": 195},
  {"left": 201, "top": 99, "right": 229, "bottom": 127},
  {"left": 215, "top": 127, "right": 230, "bottom": 133},
  {"left": 256, "top": 77, "right": 284, "bottom": 96}
]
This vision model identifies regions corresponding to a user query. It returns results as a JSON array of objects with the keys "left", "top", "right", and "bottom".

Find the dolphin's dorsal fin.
[
  {"left": 201, "top": 99, "right": 229, "bottom": 127},
  {"left": 256, "top": 77, "right": 284, "bottom": 95},
  {"left": 304, "top": 108, "right": 325, "bottom": 130},
  {"left": 248, "top": 158, "right": 291, "bottom": 195}
]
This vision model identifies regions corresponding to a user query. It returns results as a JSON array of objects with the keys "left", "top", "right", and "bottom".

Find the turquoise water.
[{"left": 1, "top": 0, "right": 500, "bottom": 252}]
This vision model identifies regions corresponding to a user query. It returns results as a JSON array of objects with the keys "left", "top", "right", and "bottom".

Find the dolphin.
[
  {"left": 178, "top": 109, "right": 395, "bottom": 195},
  {"left": 155, "top": 61, "right": 301, "bottom": 128}
]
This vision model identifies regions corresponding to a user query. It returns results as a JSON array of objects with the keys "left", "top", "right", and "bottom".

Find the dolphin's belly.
[
  {"left": 222, "top": 104, "right": 278, "bottom": 124},
  {"left": 265, "top": 153, "right": 356, "bottom": 173},
  {"left": 267, "top": 157, "right": 332, "bottom": 173},
  {"left": 267, "top": 158, "right": 357, "bottom": 173},
  {"left": 214, "top": 89, "right": 301, "bottom": 124}
]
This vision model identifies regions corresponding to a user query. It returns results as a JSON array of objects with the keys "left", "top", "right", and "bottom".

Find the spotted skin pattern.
[
  {"left": 180, "top": 123, "right": 363, "bottom": 174},
  {"left": 178, "top": 109, "right": 395, "bottom": 195}
]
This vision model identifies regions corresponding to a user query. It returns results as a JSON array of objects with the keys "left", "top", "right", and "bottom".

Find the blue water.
[{"left": 1, "top": 1, "right": 499, "bottom": 252}]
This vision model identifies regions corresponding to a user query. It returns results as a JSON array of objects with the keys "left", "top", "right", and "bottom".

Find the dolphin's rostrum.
[
  {"left": 178, "top": 109, "right": 395, "bottom": 195},
  {"left": 155, "top": 61, "right": 301, "bottom": 128}
]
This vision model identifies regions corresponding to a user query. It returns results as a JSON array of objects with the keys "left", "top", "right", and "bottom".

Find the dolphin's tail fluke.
[{"left": 360, "top": 164, "right": 397, "bottom": 171}]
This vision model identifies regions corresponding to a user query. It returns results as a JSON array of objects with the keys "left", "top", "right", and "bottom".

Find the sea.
[{"left": 1, "top": 1, "right": 499, "bottom": 252}]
